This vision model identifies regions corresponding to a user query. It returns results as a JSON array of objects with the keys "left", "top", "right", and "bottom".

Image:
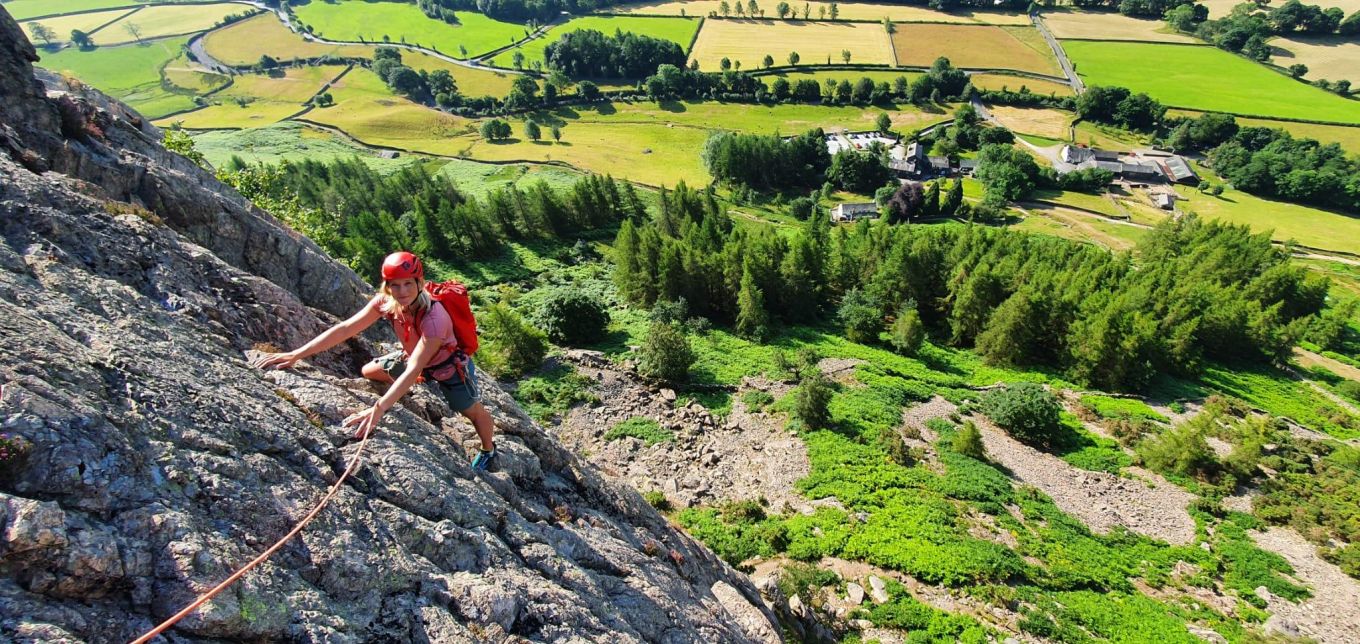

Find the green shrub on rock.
[{"left": 980, "top": 382, "right": 1061, "bottom": 446}]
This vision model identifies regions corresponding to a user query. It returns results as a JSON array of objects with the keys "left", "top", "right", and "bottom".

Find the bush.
[
  {"left": 742, "top": 390, "right": 775, "bottom": 412},
  {"left": 877, "top": 427, "right": 915, "bottom": 466},
  {"left": 951, "top": 421, "right": 986, "bottom": 460},
  {"left": 776, "top": 562, "right": 840, "bottom": 608},
  {"left": 643, "top": 490, "right": 672, "bottom": 511},
  {"left": 837, "top": 287, "right": 882, "bottom": 344},
  {"left": 889, "top": 305, "right": 926, "bottom": 356},
  {"left": 1136, "top": 417, "right": 1219, "bottom": 481},
  {"left": 980, "top": 382, "right": 1061, "bottom": 446},
  {"left": 529, "top": 287, "right": 610, "bottom": 345},
  {"left": 638, "top": 321, "right": 695, "bottom": 384},
  {"left": 794, "top": 370, "right": 834, "bottom": 430},
  {"left": 605, "top": 417, "right": 673, "bottom": 445},
  {"left": 479, "top": 302, "right": 548, "bottom": 378}
]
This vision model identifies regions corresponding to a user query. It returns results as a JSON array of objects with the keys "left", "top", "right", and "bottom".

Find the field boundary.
[
  {"left": 81, "top": 6, "right": 145, "bottom": 38},
  {"left": 598, "top": 12, "right": 1029, "bottom": 26},
  {"left": 1056, "top": 36, "right": 1212, "bottom": 46},
  {"left": 15, "top": 3, "right": 144, "bottom": 22}
]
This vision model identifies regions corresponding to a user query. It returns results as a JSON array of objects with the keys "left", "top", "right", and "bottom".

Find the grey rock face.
[{"left": 0, "top": 10, "right": 779, "bottom": 643}]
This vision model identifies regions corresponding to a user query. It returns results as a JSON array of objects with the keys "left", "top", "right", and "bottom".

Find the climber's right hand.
[{"left": 250, "top": 351, "right": 300, "bottom": 371}]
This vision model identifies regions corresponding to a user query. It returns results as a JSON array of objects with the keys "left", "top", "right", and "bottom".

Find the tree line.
[
  {"left": 218, "top": 157, "right": 644, "bottom": 282},
  {"left": 1164, "top": 112, "right": 1360, "bottom": 213},
  {"left": 544, "top": 29, "right": 688, "bottom": 79},
  {"left": 612, "top": 191, "right": 1328, "bottom": 391}
]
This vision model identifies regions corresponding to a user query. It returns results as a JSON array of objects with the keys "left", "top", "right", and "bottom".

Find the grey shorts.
[{"left": 374, "top": 351, "right": 482, "bottom": 413}]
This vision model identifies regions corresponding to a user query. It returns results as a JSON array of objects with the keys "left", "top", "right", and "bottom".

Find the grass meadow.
[
  {"left": 1173, "top": 182, "right": 1360, "bottom": 256},
  {"left": 188, "top": 122, "right": 409, "bottom": 169},
  {"left": 892, "top": 24, "right": 1061, "bottom": 75},
  {"left": 36, "top": 35, "right": 215, "bottom": 117},
  {"left": 159, "top": 65, "right": 345, "bottom": 129},
  {"left": 689, "top": 19, "right": 895, "bottom": 70},
  {"left": 201, "top": 13, "right": 377, "bottom": 65},
  {"left": 292, "top": 0, "right": 527, "bottom": 59},
  {"left": 969, "top": 72, "right": 1074, "bottom": 95},
  {"left": 93, "top": 3, "right": 247, "bottom": 45},
  {"left": 1042, "top": 10, "right": 1197, "bottom": 43},
  {"left": 19, "top": 8, "right": 137, "bottom": 45},
  {"left": 1063, "top": 40, "right": 1360, "bottom": 124},
  {"left": 294, "top": 67, "right": 478, "bottom": 152},
  {"left": 487, "top": 15, "right": 700, "bottom": 69},
  {"left": 3, "top": 0, "right": 221, "bottom": 20},
  {"left": 608, "top": 0, "right": 1030, "bottom": 24}
]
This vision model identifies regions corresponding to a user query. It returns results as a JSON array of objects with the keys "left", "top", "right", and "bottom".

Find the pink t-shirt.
[{"left": 388, "top": 300, "right": 460, "bottom": 380}]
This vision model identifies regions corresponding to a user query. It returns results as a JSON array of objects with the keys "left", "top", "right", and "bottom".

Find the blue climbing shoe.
[{"left": 471, "top": 447, "right": 497, "bottom": 471}]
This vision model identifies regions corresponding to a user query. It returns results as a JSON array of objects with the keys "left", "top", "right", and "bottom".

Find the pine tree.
[
  {"left": 923, "top": 181, "right": 941, "bottom": 219},
  {"left": 613, "top": 219, "right": 644, "bottom": 304},
  {"left": 890, "top": 303, "right": 926, "bottom": 355},
  {"left": 736, "top": 264, "right": 770, "bottom": 339},
  {"left": 942, "top": 178, "right": 963, "bottom": 216}
]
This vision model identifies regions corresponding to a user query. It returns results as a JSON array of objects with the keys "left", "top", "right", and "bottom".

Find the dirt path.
[
  {"left": 970, "top": 414, "right": 1198, "bottom": 544},
  {"left": 1250, "top": 527, "right": 1360, "bottom": 643}
]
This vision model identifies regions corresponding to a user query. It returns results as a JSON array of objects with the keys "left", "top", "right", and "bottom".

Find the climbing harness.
[{"left": 130, "top": 429, "right": 373, "bottom": 644}]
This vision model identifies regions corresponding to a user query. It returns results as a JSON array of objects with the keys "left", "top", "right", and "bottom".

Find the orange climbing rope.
[{"left": 130, "top": 431, "right": 373, "bottom": 644}]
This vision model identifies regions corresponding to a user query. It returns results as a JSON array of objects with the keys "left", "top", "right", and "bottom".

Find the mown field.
[
  {"left": 19, "top": 7, "right": 137, "bottom": 44},
  {"left": 487, "top": 15, "right": 700, "bottom": 69},
  {"left": 1064, "top": 40, "right": 1360, "bottom": 124},
  {"left": 201, "top": 13, "right": 376, "bottom": 65},
  {"left": 987, "top": 105, "right": 1071, "bottom": 139},
  {"left": 292, "top": 0, "right": 527, "bottom": 59},
  {"left": 1269, "top": 35, "right": 1360, "bottom": 85},
  {"left": 689, "top": 19, "right": 895, "bottom": 70},
  {"left": 608, "top": 0, "right": 1031, "bottom": 24},
  {"left": 158, "top": 65, "right": 345, "bottom": 129},
  {"left": 91, "top": 2, "right": 247, "bottom": 45},
  {"left": 1200, "top": 0, "right": 1360, "bottom": 17},
  {"left": 1042, "top": 10, "right": 1197, "bottom": 43},
  {"left": 2, "top": 0, "right": 223, "bottom": 20},
  {"left": 891, "top": 24, "right": 1061, "bottom": 75},
  {"left": 36, "top": 35, "right": 217, "bottom": 117}
]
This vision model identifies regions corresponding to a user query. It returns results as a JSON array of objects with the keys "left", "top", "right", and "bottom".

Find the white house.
[{"left": 831, "top": 202, "right": 878, "bottom": 223}]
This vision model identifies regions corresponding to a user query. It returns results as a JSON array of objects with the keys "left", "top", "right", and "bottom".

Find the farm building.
[
  {"left": 890, "top": 142, "right": 935, "bottom": 178},
  {"left": 1153, "top": 192, "right": 1177, "bottom": 210},
  {"left": 1060, "top": 145, "right": 1119, "bottom": 164},
  {"left": 831, "top": 202, "right": 879, "bottom": 222},
  {"left": 1158, "top": 156, "right": 1198, "bottom": 184}
]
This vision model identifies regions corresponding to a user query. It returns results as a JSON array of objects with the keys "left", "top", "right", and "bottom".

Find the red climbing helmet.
[{"left": 381, "top": 251, "right": 424, "bottom": 282}]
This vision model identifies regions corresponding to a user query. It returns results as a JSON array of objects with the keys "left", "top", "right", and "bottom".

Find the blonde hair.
[{"left": 378, "top": 277, "right": 431, "bottom": 320}]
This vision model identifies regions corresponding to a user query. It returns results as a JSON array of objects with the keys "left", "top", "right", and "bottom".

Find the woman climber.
[{"left": 250, "top": 251, "right": 498, "bottom": 470}]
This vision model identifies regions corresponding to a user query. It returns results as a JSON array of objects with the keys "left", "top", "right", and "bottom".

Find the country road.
[{"left": 1032, "top": 13, "right": 1083, "bottom": 94}]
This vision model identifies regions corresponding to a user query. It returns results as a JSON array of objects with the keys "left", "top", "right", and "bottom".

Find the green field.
[
  {"left": 36, "top": 35, "right": 218, "bottom": 117},
  {"left": 1174, "top": 182, "right": 1360, "bottom": 256},
  {"left": 189, "top": 121, "right": 413, "bottom": 170},
  {"left": 2, "top": 0, "right": 221, "bottom": 20},
  {"left": 1063, "top": 41, "right": 1360, "bottom": 124},
  {"left": 292, "top": 0, "right": 527, "bottom": 59},
  {"left": 159, "top": 65, "right": 345, "bottom": 130},
  {"left": 93, "top": 2, "right": 247, "bottom": 45},
  {"left": 488, "top": 15, "right": 699, "bottom": 69},
  {"left": 19, "top": 8, "right": 136, "bottom": 45}
]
